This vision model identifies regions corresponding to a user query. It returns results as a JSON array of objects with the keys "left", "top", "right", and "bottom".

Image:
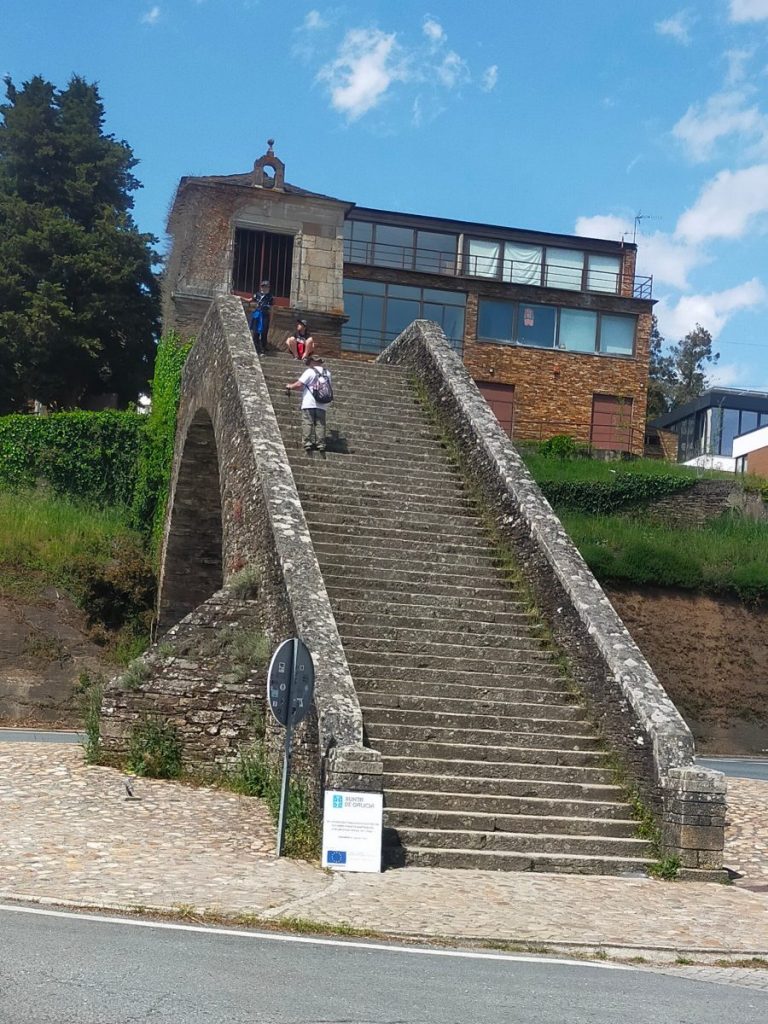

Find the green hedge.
[
  {"left": 539, "top": 475, "right": 696, "bottom": 515},
  {"left": 130, "top": 331, "right": 192, "bottom": 554},
  {"left": 0, "top": 410, "right": 144, "bottom": 508}
]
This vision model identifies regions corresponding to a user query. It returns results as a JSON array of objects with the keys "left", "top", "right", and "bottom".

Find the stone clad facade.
[{"left": 164, "top": 142, "right": 655, "bottom": 454}]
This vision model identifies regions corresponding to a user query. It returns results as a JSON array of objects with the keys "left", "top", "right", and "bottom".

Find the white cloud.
[
  {"left": 436, "top": 51, "right": 469, "bottom": 89},
  {"left": 655, "top": 278, "right": 766, "bottom": 340},
  {"left": 141, "top": 5, "right": 161, "bottom": 25},
  {"left": 303, "top": 10, "right": 328, "bottom": 31},
  {"left": 481, "top": 65, "right": 498, "bottom": 92},
  {"left": 574, "top": 214, "right": 705, "bottom": 290},
  {"left": 672, "top": 90, "right": 768, "bottom": 162},
  {"left": 317, "top": 28, "right": 404, "bottom": 121},
  {"left": 422, "top": 17, "right": 446, "bottom": 44},
  {"left": 655, "top": 10, "right": 694, "bottom": 45},
  {"left": 724, "top": 47, "right": 755, "bottom": 86},
  {"left": 676, "top": 164, "right": 768, "bottom": 242},
  {"left": 729, "top": 0, "right": 768, "bottom": 22},
  {"left": 708, "top": 361, "right": 753, "bottom": 387}
]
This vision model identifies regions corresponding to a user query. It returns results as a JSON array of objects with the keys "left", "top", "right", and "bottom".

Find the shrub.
[
  {"left": 0, "top": 410, "right": 144, "bottom": 508},
  {"left": 127, "top": 716, "right": 183, "bottom": 778},
  {"left": 537, "top": 434, "right": 586, "bottom": 460},
  {"left": 540, "top": 475, "right": 696, "bottom": 515},
  {"left": 130, "top": 332, "right": 192, "bottom": 555},
  {"left": 76, "top": 671, "right": 104, "bottom": 764}
]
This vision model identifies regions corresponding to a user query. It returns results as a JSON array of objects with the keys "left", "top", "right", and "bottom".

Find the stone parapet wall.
[
  {"left": 103, "top": 296, "right": 379, "bottom": 799},
  {"left": 379, "top": 320, "right": 726, "bottom": 873},
  {"left": 644, "top": 479, "right": 766, "bottom": 527}
]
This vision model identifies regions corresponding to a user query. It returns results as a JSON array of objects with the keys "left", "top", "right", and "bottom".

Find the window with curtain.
[
  {"left": 504, "top": 242, "right": 543, "bottom": 285},
  {"left": 518, "top": 304, "right": 556, "bottom": 347},
  {"left": 466, "top": 238, "right": 502, "bottom": 278},
  {"left": 587, "top": 254, "right": 621, "bottom": 293},
  {"left": 545, "top": 247, "right": 584, "bottom": 290},
  {"left": 559, "top": 309, "right": 597, "bottom": 352}
]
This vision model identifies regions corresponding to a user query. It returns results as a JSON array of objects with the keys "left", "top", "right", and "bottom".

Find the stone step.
[
  {"left": 383, "top": 764, "right": 620, "bottom": 792},
  {"left": 333, "top": 603, "right": 535, "bottom": 630},
  {"left": 346, "top": 663, "right": 567, "bottom": 687},
  {"left": 341, "top": 624, "right": 549, "bottom": 653},
  {"left": 299, "top": 490, "right": 475, "bottom": 515},
  {"left": 386, "top": 846, "right": 652, "bottom": 875},
  {"left": 290, "top": 472, "right": 470, "bottom": 502},
  {"left": 304, "top": 512, "right": 487, "bottom": 542},
  {"left": 319, "top": 563, "right": 511, "bottom": 590},
  {"left": 358, "top": 691, "right": 583, "bottom": 720},
  {"left": 357, "top": 677, "right": 572, "bottom": 702},
  {"left": 291, "top": 459, "right": 460, "bottom": 484},
  {"left": 364, "top": 708, "right": 591, "bottom": 739},
  {"left": 330, "top": 592, "right": 527, "bottom": 617},
  {"left": 384, "top": 806, "right": 638, "bottom": 838},
  {"left": 383, "top": 825, "right": 652, "bottom": 859},
  {"left": 365, "top": 723, "right": 601, "bottom": 751},
  {"left": 316, "top": 545, "right": 503, "bottom": 573},
  {"left": 371, "top": 737, "right": 607, "bottom": 763},
  {"left": 383, "top": 787, "right": 630, "bottom": 818},
  {"left": 278, "top": 427, "right": 451, "bottom": 461},
  {"left": 345, "top": 643, "right": 554, "bottom": 670},
  {"left": 325, "top": 579, "right": 522, "bottom": 604}
]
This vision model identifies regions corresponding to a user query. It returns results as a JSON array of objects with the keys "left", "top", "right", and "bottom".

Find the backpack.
[{"left": 308, "top": 368, "right": 333, "bottom": 404}]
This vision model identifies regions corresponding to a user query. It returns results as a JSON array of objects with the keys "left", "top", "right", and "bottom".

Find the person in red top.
[{"left": 286, "top": 319, "right": 316, "bottom": 362}]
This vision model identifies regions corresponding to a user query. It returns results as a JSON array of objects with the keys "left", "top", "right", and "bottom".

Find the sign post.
[{"left": 267, "top": 637, "right": 315, "bottom": 857}]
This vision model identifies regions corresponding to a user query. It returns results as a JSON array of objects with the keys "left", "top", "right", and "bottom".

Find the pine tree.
[
  {"left": 0, "top": 75, "right": 159, "bottom": 412},
  {"left": 669, "top": 324, "right": 719, "bottom": 408},
  {"left": 646, "top": 315, "right": 676, "bottom": 419}
]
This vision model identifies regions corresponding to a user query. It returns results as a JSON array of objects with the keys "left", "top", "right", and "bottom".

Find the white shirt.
[{"left": 299, "top": 367, "right": 332, "bottom": 410}]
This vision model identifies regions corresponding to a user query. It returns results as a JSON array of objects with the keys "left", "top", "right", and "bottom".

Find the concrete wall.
[{"left": 379, "top": 320, "right": 726, "bottom": 875}]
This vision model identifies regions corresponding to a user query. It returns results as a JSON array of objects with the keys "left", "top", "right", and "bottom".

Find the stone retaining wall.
[
  {"left": 102, "top": 296, "right": 381, "bottom": 799},
  {"left": 379, "top": 320, "right": 726, "bottom": 875},
  {"left": 645, "top": 479, "right": 766, "bottom": 527}
]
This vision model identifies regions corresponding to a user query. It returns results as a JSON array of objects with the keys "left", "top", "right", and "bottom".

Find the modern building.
[
  {"left": 164, "top": 143, "right": 656, "bottom": 453},
  {"left": 650, "top": 388, "right": 768, "bottom": 471}
]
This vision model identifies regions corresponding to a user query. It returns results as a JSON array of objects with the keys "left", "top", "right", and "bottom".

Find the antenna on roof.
[{"left": 631, "top": 210, "right": 661, "bottom": 244}]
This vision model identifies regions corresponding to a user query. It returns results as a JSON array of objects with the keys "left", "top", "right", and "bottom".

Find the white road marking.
[{"left": 0, "top": 903, "right": 628, "bottom": 970}]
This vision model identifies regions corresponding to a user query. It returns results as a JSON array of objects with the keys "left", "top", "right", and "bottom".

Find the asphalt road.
[
  {"left": 0, "top": 729, "right": 82, "bottom": 745},
  {"left": 697, "top": 758, "right": 768, "bottom": 782},
  {"left": 1, "top": 906, "right": 766, "bottom": 1024}
]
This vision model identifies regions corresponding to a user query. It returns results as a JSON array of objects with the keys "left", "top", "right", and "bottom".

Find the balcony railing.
[{"left": 344, "top": 239, "right": 653, "bottom": 300}]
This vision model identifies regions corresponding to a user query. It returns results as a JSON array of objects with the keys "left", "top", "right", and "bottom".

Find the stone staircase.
[{"left": 261, "top": 351, "right": 654, "bottom": 874}]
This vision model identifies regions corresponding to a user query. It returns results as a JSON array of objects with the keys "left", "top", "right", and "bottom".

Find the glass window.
[
  {"left": 374, "top": 225, "right": 414, "bottom": 269},
  {"left": 467, "top": 238, "right": 502, "bottom": 278},
  {"left": 415, "top": 231, "right": 457, "bottom": 274},
  {"left": 504, "top": 242, "right": 543, "bottom": 285},
  {"left": 740, "top": 411, "right": 758, "bottom": 435},
  {"left": 388, "top": 283, "right": 421, "bottom": 299},
  {"left": 760, "top": 413, "right": 768, "bottom": 427},
  {"left": 560, "top": 309, "right": 597, "bottom": 352},
  {"left": 346, "top": 278, "right": 385, "bottom": 296},
  {"left": 600, "top": 314, "right": 636, "bottom": 355},
  {"left": 545, "top": 247, "right": 584, "bottom": 290},
  {"left": 422, "top": 287, "right": 465, "bottom": 306},
  {"left": 385, "top": 298, "right": 421, "bottom": 341},
  {"left": 587, "top": 254, "right": 621, "bottom": 293},
  {"left": 424, "top": 302, "right": 465, "bottom": 351},
  {"left": 721, "top": 409, "right": 740, "bottom": 455},
  {"left": 477, "top": 299, "right": 514, "bottom": 343},
  {"left": 344, "top": 220, "right": 373, "bottom": 263},
  {"left": 518, "top": 304, "right": 556, "bottom": 347}
]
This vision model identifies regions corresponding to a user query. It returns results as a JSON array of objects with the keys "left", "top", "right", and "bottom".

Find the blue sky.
[{"left": 3, "top": 0, "right": 768, "bottom": 386}]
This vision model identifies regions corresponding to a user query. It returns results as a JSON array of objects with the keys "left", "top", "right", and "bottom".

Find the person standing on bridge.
[
  {"left": 249, "top": 280, "right": 273, "bottom": 354},
  {"left": 286, "top": 318, "right": 316, "bottom": 363},
  {"left": 285, "top": 354, "right": 333, "bottom": 456}
]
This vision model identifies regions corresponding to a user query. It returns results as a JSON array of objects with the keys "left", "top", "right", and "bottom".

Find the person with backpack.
[
  {"left": 248, "top": 280, "right": 274, "bottom": 354},
  {"left": 285, "top": 354, "right": 333, "bottom": 456}
]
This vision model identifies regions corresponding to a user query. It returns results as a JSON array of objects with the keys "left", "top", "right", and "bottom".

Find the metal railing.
[{"left": 344, "top": 239, "right": 653, "bottom": 300}]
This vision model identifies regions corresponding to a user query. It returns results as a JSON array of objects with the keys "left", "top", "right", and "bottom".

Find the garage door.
[
  {"left": 591, "top": 394, "right": 633, "bottom": 451},
  {"left": 478, "top": 382, "right": 515, "bottom": 437}
]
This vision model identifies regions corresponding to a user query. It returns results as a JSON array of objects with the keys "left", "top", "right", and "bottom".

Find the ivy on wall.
[{"left": 539, "top": 475, "right": 697, "bottom": 515}]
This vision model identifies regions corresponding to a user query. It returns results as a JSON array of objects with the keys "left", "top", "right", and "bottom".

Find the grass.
[
  {"left": 0, "top": 488, "right": 154, "bottom": 657},
  {"left": 523, "top": 453, "right": 713, "bottom": 485},
  {"left": 561, "top": 511, "right": 768, "bottom": 602}
]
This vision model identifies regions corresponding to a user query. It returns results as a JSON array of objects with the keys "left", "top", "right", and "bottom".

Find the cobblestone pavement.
[
  {"left": 2, "top": 744, "right": 768, "bottom": 960},
  {"left": 723, "top": 778, "right": 768, "bottom": 893}
]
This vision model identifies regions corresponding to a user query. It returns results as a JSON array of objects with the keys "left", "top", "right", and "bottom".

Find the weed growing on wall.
[
  {"left": 127, "top": 716, "right": 183, "bottom": 779},
  {"left": 131, "top": 331, "right": 192, "bottom": 556},
  {"left": 76, "top": 670, "right": 104, "bottom": 764}
]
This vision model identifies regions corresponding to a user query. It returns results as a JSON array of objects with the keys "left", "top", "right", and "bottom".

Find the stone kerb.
[
  {"left": 378, "top": 320, "right": 725, "bottom": 872},
  {"left": 146, "top": 296, "right": 379, "bottom": 794}
]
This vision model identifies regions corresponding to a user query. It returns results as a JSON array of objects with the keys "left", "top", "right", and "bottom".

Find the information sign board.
[{"left": 322, "top": 790, "right": 383, "bottom": 873}]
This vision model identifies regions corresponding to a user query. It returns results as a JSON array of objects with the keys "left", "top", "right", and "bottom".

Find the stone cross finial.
[
  {"left": 252, "top": 141, "right": 285, "bottom": 190},
  {"left": 267, "top": 138, "right": 275, "bottom": 155}
]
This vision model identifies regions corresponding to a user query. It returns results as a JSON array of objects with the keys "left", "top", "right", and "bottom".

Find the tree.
[
  {"left": 0, "top": 75, "right": 159, "bottom": 412},
  {"left": 646, "top": 318, "right": 719, "bottom": 419}
]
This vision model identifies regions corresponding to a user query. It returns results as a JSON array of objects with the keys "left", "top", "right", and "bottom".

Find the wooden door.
[
  {"left": 591, "top": 394, "right": 633, "bottom": 451},
  {"left": 478, "top": 382, "right": 515, "bottom": 437}
]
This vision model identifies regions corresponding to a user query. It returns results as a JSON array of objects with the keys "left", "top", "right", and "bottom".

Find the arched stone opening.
[{"left": 158, "top": 408, "right": 224, "bottom": 631}]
